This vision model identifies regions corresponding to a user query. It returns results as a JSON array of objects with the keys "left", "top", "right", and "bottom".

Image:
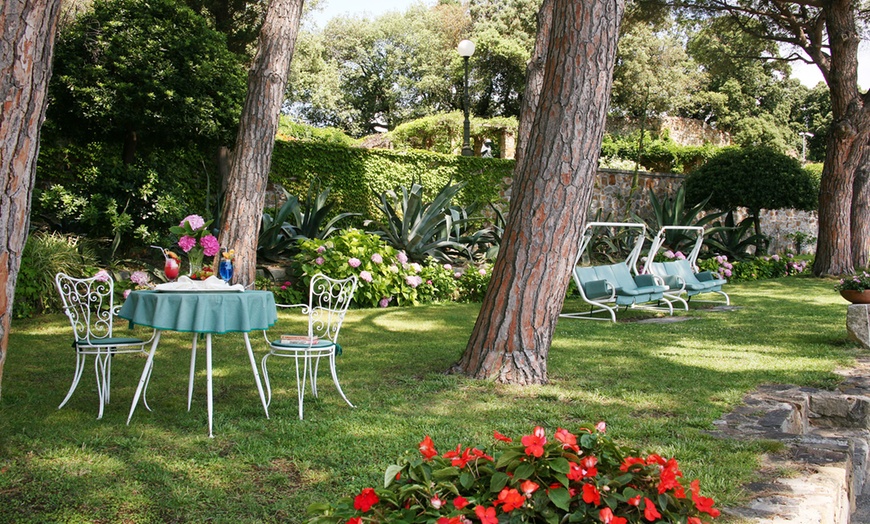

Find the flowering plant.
[
  {"left": 170, "top": 214, "right": 220, "bottom": 278},
  {"left": 835, "top": 270, "right": 870, "bottom": 292},
  {"left": 307, "top": 424, "right": 720, "bottom": 524}
]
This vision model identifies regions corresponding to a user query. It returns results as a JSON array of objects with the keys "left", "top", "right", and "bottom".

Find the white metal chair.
[
  {"left": 55, "top": 272, "right": 156, "bottom": 419},
  {"left": 261, "top": 273, "right": 358, "bottom": 420}
]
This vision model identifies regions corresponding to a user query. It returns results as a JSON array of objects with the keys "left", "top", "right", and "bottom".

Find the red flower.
[
  {"left": 580, "top": 455, "right": 598, "bottom": 478},
  {"left": 628, "top": 495, "right": 641, "bottom": 506},
  {"left": 419, "top": 435, "right": 438, "bottom": 460},
  {"left": 596, "top": 421, "right": 607, "bottom": 433},
  {"left": 519, "top": 480, "right": 539, "bottom": 497},
  {"left": 554, "top": 428, "right": 580, "bottom": 452},
  {"left": 346, "top": 518, "right": 361, "bottom": 524},
  {"left": 688, "top": 518, "right": 702, "bottom": 524},
  {"left": 599, "top": 508, "right": 627, "bottom": 524},
  {"left": 643, "top": 497, "right": 662, "bottom": 521},
  {"left": 453, "top": 496, "right": 469, "bottom": 509},
  {"left": 353, "top": 487, "right": 379, "bottom": 512},
  {"left": 521, "top": 426, "right": 548, "bottom": 458},
  {"left": 620, "top": 456, "right": 646, "bottom": 472},
  {"left": 657, "top": 458, "right": 683, "bottom": 494},
  {"left": 443, "top": 445, "right": 489, "bottom": 468},
  {"left": 567, "top": 461, "right": 583, "bottom": 481},
  {"left": 582, "top": 483, "right": 601, "bottom": 506},
  {"left": 496, "top": 487, "right": 525, "bottom": 512},
  {"left": 646, "top": 454, "right": 667, "bottom": 466},
  {"left": 471, "top": 447, "right": 494, "bottom": 462},
  {"left": 431, "top": 495, "right": 444, "bottom": 509},
  {"left": 437, "top": 518, "right": 462, "bottom": 524},
  {"left": 474, "top": 505, "right": 498, "bottom": 524},
  {"left": 493, "top": 430, "right": 513, "bottom": 443},
  {"left": 691, "top": 479, "right": 721, "bottom": 517}
]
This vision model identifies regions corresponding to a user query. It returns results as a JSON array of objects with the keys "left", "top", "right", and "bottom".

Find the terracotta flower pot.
[{"left": 840, "top": 290, "right": 870, "bottom": 304}]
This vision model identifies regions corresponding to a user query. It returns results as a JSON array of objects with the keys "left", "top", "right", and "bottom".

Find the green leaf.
[
  {"left": 549, "top": 457, "right": 570, "bottom": 474},
  {"left": 384, "top": 464, "right": 403, "bottom": 488},
  {"left": 513, "top": 462, "right": 535, "bottom": 479},
  {"left": 547, "top": 487, "right": 571, "bottom": 511},
  {"left": 489, "top": 471, "right": 510, "bottom": 492},
  {"left": 495, "top": 449, "right": 525, "bottom": 469},
  {"left": 459, "top": 470, "right": 474, "bottom": 490}
]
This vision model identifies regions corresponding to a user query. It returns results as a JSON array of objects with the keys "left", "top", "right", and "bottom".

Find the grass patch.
[{"left": 0, "top": 277, "right": 861, "bottom": 522}]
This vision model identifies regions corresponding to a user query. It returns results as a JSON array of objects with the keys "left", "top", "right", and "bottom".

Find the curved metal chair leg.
[
  {"left": 188, "top": 334, "right": 198, "bottom": 411},
  {"left": 295, "top": 353, "right": 308, "bottom": 420},
  {"left": 58, "top": 352, "right": 86, "bottom": 410},
  {"left": 261, "top": 353, "right": 273, "bottom": 408},
  {"left": 329, "top": 353, "right": 354, "bottom": 408},
  {"left": 94, "top": 351, "right": 111, "bottom": 419}
]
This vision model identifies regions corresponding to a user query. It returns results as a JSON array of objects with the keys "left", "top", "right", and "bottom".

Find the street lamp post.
[
  {"left": 457, "top": 39, "right": 475, "bottom": 157},
  {"left": 799, "top": 131, "right": 814, "bottom": 163}
]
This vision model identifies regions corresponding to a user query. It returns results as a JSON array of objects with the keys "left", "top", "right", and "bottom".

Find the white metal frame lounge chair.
[{"left": 643, "top": 226, "right": 730, "bottom": 306}]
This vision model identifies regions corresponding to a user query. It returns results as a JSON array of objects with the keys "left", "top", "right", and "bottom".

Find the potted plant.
[{"left": 836, "top": 270, "right": 870, "bottom": 304}]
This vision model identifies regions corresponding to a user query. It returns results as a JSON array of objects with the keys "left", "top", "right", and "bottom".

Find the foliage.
[
  {"left": 834, "top": 269, "right": 870, "bottom": 292},
  {"left": 33, "top": 141, "right": 216, "bottom": 256},
  {"left": 684, "top": 145, "right": 819, "bottom": 216},
  {"left": 48, "top": 0, "right": 247, "bottom": 156},
  {"left": 455, "top": 264, "right": 492, "bottom": 302},
  {"left": 268, "top": 140, "right": 513, "bottom": 225},
  {"left": 786, "top": 231, "right": 816, "bottom": 255},
  {"left": 637, "top": 186, "right": 724, "bottom": 255},
  {"left": 599, "top": 133, "right": 719, "bottom": 174},
  {"left": 388, "top": 112, "right": 518, "bottom": 156},
  {"left": 259, "top": 193, "right": 301, "bottom": 262},
  {"left": 277, "top": 116, "right": 358, "bottom": 146},
  {"left": 701, "top": 213, "right": 765, "bottom": 262},
  {"left": 699, "top": 253, "right": 811, "bottom": 281},
  {"left": 254, "top": 276, "right": 305, "bottom": 305},
  {"left": 307, "top": 424, "right": 721, "bottom": 524},
  {"left": 13, "top": 232, "right": 99, "bottom": 318},
  {"left": 369, "top": 182, "right": 474, "bottom": 263}
]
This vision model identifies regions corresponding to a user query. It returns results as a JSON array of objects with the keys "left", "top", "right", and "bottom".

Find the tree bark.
[
  {"left": 0, "top": 0, "right": 62, "bottom": 399},
  {"left": 218, "top": 0, "right": 304, "bottom": 286},
  {"left": 454, "top": 0, "right": 624, "bottom": 385},
  {"left": 810, "top": 0, "right": 870, "bottom": 275},
  {"left": 852, "top": 141, "right": 870, "bottom": 269},
  {"left": 513, "top": 0, "right": 553, "bottom": 169}
]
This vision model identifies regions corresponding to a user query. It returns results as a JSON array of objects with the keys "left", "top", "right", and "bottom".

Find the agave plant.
[
  {"left": 636, "top": 185, "right": 724, "bottom": 254},
  {"left": 703, "top": 211, "right": 767, "bottom": 261},
  {"left": 368, "top": 182, "right": 473, "bottom": 262}
]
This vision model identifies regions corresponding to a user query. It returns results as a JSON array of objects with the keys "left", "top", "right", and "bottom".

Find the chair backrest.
[
  {"left": 55, "top": 272, "right": 116, "bottom": 343},
  {"left": 604, "top": 263, "right": 639, "bottom": 292},
  {"left": 669, "top": 259, "right": 702, "bottom": 284},
  {"left": 306, "top": 273, "right": 358, "bottom": 343}
]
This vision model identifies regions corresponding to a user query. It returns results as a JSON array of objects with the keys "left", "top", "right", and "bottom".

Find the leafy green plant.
[
  {"left": 702, "top": 212, "right": 766, "bottom": 261},
  {"left": 13, "top": 232, "right": 98, "bottom": 317},
  {"left": 306, "top": 424, "right": 721, "bottom": 524},
  {"left": 786, "top": 231, "right": 816, "bottom": 254},
  {"left": 637, "top": 186, "right": 724, "bottom": 256},
  {"left": 368, "top": 182, "right": 472, "bottom": 263}
]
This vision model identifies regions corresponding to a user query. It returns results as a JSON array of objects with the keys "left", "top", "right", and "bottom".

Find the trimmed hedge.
[{"left": 269, "top": 140, "right": 515, "bottom": 221}]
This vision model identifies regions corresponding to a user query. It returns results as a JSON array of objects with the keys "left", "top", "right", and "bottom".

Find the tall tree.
[
  {"left": 454, "top": 0, "right": 624, "bottom": 384},
  {"left": 0, "top": 0, "right": 62, "bottom": 398},
  {"left": 219, "top": 0, "right": 303, "bottom": 285},
  {"left": 688, "top": 0, "right": 869, "bottom": 275}
]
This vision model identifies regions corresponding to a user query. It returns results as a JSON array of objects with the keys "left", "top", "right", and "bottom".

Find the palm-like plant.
[
  {"left": 636, "top": 186, "right": 724, "bottom": 254},
  {"left": 368, "top": 182, "right": 473, "bottom": 262}
]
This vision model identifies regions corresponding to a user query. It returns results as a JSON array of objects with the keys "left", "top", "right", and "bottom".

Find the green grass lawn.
[{"left": 0, "top": 277, "right": 860, "bottom": 523}]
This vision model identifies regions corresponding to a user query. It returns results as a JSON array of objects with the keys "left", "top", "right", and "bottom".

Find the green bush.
[
  {"left": 277, "top": 117, "right": 358, "bottom": 147},
  {"left": 13, "top": 232, "right": 99, "bottom": 318},
  {"left": 600, "top": 133, "right": 719, "bottom": 173},
  {"left": 388, "top": 112, "right": 518, "bottom": 156},
  {"left": 268, "top": 140, "right": 513, "bottom": 224},
  {"left": 698, "top": 253, "right": 811, "bottom": 282}
]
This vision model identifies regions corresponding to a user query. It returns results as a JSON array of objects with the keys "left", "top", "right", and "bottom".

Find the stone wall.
[
  {"left": 605, "top": 116, "right": 732, "bottom": 147},
  {"left": 501, "top": 168, "right": 818, "bottom": 255}
]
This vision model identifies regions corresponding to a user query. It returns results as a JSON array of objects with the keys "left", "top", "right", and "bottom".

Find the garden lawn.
[{"left": 0, "top": 277, "right": 859, "bottom": 523}]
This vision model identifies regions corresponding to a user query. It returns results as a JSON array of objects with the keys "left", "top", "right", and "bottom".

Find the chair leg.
[
  {"left": 58, "top": 351, "right": 86, "bottom": 410},
  {"left": 310, "top": 355, "right": 320, "bottom": 398},
  {"left": 188, "top": 334, "right": 198, "bottom": 412},
  {"left": 329, "top": 353, "right": 354, "bottom": 408},
  {"left": 295, "top": 353, "right": 309, "bottom": 420},
  {"left": 94, "top": 350, "right": 111, "bottom": 420},
  {"left": 261, "top": 353, "right": 273, "bottom": 408},
  {"left": 141, "top": 350, "right": 154, "bottom": 412}
]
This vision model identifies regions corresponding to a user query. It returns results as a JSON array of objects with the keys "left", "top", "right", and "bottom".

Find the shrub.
[
  {"left": 698, "top": 253, "right": 811, "bottom": 282},
  {"left": 306, "top": 424, "right": 721, "bottom": 524},
  {"left": 14, "top": 232, "right": 98, "bottom": 317},
  {"left": 456, "top": 264, "right": 492, "bottom": 302}
]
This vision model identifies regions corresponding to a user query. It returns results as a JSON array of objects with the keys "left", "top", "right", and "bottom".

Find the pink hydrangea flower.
[
  {"left": 663, "top": 250, "right": 675, "bottom": 259},
  {"left": 315, "top": 257, "right": 325, "bottom": 265},
  {"left": 675, "top": 251, "right": 686, "bottom": 260},
  {"left": 772, "top": 254, "right": 780, "bottom": 261},
  {"left": 406, "top": 275, "right": 422, "bottom": 288},
  {"left": 94, "top": 270, "right": 110, "bottom": 282},
  {"left": 410, "top": 263, "right": 422, "bottom": 273},
  {"left": 130, "top": 271, "right": 149, "bottom": 286},
  {"left": 371, "top": 253, "right": 383, "bottom": 264},
  {"left": 178, "top": 235, "right": 197, "bottom": 253},
  {"left": 200, "top": 235, "right": 220, "bottom": 257},
  {"left": 389, "top": 265, "right": 399, "bottom": 274},
  {"left": 397, "top": 251, "right": 408, "bottom": 264},
  {"left": 316, "top": 245, "right": 327, "bottom": 254},
  {"left": 348, "top": 258, "right": 361, "bottom": 268},
  {"left": 379, "top": 297, "right": 391, "bottom": 308},
  {"left": 426, "top": 279, "right": 433, "bottom": 285},
  {"left": 123, "top": 289, "right": 131, "bottom": 299},
  {"left": 180, "top": 214, "right": 205, "bottom": 231},
  {"left": 444, "top": 264, "right": 452, "bottom": 270},
  {"left": 724, "top": 269, "right": 732, "bottom": 277},
  {"left": 478, "top": 268, "right": 487, "bottom": 276},
  {"left": 360, "top": 271, "right": 373, "bottom": 283},
  {"left": 454, "top": 272, "right": 462, "bottom": 279}
]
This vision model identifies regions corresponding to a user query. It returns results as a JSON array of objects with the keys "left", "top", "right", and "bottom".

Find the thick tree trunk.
[
  {"left": 454, "top": 0, "right": 624, "bottom": 385},
  {"left": 811, "top": 0, "right": 870, "bottom": 275},
  {"left": 852, "top": 142, "right": 870, "bottom": 269},
  {"left": 0, "top": 0, "right": 62, "bottom": 399},
  {"left": 219, "top": 0, "right": 303, "bottom": 286},
  {"left": 513, "top": 0, "right": 553, "bottom": 168}
]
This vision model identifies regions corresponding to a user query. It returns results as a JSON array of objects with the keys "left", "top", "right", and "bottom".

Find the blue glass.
[{"left": 218, "top": 259, "right": 234, "bottom": 282}]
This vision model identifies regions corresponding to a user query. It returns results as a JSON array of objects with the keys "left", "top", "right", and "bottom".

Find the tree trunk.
[
  {"left": 811, "top": 0, "right": 870, "bottom": 275},
  {"left": 0, "top": 0, "right": 62, "bottom": 399},
  {"left": 218, "top": 0, "right": 304, "bottom": 286},
  {"left": 454, "top": 0, "right": 624, "bottom": 385},
  {"left": 513, "top": 0, "right": 553, "bottom": 168},
  {"left": 852, "top": 141, "right": 870, "bottom": 268}
]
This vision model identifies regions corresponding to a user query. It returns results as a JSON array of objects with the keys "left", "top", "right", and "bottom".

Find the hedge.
[{"left": 269, "top": 140, "right": 515, "bottom": 221}]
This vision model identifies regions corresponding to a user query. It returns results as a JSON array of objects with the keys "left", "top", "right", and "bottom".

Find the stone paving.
[{"left": 713, "top": 358, "right": 870, "bottom": 523}]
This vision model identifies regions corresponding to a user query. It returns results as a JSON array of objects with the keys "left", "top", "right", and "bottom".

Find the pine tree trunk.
[
  {"left": 0, "top": 0, "right": 62, "bottom": 399},
  {"left": 852, "top": 142, "right": 870, "bottom": 269},
  {"left": 513, "top": 0, "right": 553, "bottom": 168},
  {"left": 454, "top": 0, "right": 624, "bottom": 385},
  {"left": 811, "top": 0, "right": 870, "bottom": 275},
  {"left": 218, "top": 0, "right": 303, "bottom": 286}
]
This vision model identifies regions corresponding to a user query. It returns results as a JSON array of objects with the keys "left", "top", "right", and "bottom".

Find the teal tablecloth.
[{"left": 119, "top": 290, "right": 277, "bottom": 334}]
